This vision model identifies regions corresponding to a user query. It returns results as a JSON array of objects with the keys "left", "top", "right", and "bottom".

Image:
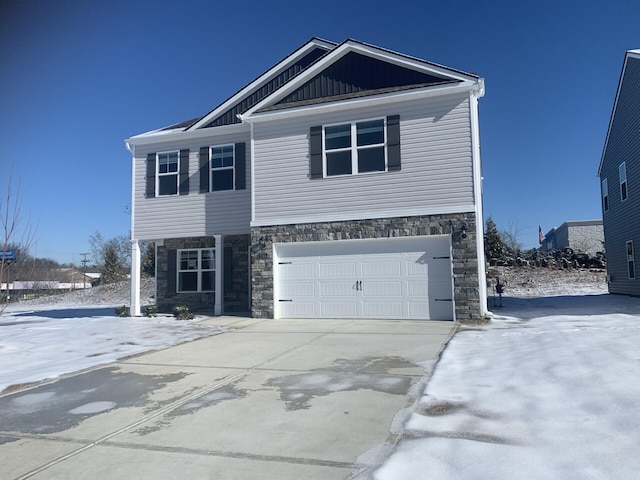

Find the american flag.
[{"left": 539, "top": 225, "right": 544, "bottom": 245}]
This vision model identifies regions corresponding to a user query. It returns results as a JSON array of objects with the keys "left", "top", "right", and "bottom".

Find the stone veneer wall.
[
  {"left": 223, "top": 234, "right": 250, "bottom": 313},
  {"left": 251, "top": 213, "right": 481, "bottom": 322},
  {"left": 157, "top": 236, "right": 217, "bottom": 313}
]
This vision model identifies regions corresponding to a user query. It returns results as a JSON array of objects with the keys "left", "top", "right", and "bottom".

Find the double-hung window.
[
  {"left": 210, "top": 145, "right": 235, "bottom": 191},
  {"left": 178, "top": 249, "right": 215, "bottom": 292},
  {"left": 157, "top": 151, "right": 179, "bottom": 196},
  {"left": 602, "top": 178, "right": 609, "bottom": 212},
  {"left": 627, "top": 241, "right": 635, "bottom": 280},
  {"left": 620, "top": 162, "right": 628, "bottom": 201},
  {"left": 324, "top": 119, "right": 386, "bottom": 176}
]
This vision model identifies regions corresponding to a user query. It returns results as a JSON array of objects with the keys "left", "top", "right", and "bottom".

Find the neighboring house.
[
  {"left": 126, "top": 38, "right": 488, "bottom": 321},
  {"left": 598, "top": 49, "right": 640, "bottom": 295},
  {"left": 542, "top": 220, "right": 604, "bottom": 255}
]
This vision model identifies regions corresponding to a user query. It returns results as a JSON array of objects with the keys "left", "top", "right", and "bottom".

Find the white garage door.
[{"left": 274, "top": 236, "right": 454, "bottom": 320}]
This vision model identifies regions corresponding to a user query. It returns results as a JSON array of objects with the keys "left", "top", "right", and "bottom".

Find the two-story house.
[
  {"left": 126, "top": 38, "right": 488, "bottom": 321},
  {"left": 599, "top": 49, "right": 640, "bottom": 295}
]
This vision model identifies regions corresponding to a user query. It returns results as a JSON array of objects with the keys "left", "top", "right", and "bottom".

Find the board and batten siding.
[
  {"left": 251, "top": 92, "right": 475, "bottom": 226},
  {"left": 133, "top": 131, "right": 251, "bottom": 240},
  {"left": 601, "top": 55, "right": 640, "bottom": 295}
]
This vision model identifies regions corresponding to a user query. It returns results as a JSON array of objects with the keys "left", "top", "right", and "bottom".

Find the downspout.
[{"left": 469, "top": 80, "right": 488, "bottom": 317}]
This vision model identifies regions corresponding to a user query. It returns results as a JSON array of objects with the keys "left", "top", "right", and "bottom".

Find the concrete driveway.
[{"left": 0, "top": 317, "right": 455, "bottom": 480}]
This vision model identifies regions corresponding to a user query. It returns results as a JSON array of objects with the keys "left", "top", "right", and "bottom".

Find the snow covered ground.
[
  {"left": 0, "top": 303, "right": 225, "bottom": 394},
  {"left": 372, "top": 292, "right": 640, "bottom": 479}
]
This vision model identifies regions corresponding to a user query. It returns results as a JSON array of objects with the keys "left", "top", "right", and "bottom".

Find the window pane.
[
  {"left": 179, "top": 271, "right": 198, "bottom": 291},
  {"left": 357, "top": 120, "right": 384, "bottom": 146},
  {"left": 201, "top": 271, "right": 215, "bottom": 291},
  {"left": 159, "top": 175, "right": 177, "bottom": 195},
  {"left": 622, "top": 182, "right": 628, "bottom": 200},
  {"left": 180, "top": 250, "right": 199, "bottom": 270},
  {"left": 201, "top": 249, "right": 215, "bottom": 269},
  {"left": 212, "top": 169, "right": 233, "bottom": 191},
  {"left": 159, "top": 153, "right": 178, "bottom": 173},
  {"left": 325, "top": 124, "right": 351, "bottom": 150},
  {"left": 629, "top": 261, "right": 636, "bottom": 279},
  {"left": 326, "top": 151, "right": 352, "bottom": 176},
  {"left": 358, "top": 146, "right": 385, "bottom": 173},
  {"left": 211, "top": 146, "right": 234, "bottom": 169}
]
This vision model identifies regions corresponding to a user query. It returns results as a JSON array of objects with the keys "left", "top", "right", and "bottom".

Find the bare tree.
[
  {"left": 500, "top": 220, "right": 525, "bottom": 254},
  {"left": 0, "top": 169, "right": 36, "bottom": 314}
]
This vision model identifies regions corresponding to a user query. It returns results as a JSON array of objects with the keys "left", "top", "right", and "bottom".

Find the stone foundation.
[{"left": 251, "top": 214, "right": 481, "bottom": 322}]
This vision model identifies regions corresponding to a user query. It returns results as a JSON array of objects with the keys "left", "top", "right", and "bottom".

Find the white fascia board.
[
  {"left": 241, "top": 40, "right": 482, "bottom": 119},
  {"left": 250, "top": 204, "right": 477, "bottom": 228},
  {"left": 187, "top": 39, "right": 336, "bottom": 131},
  {"left": 125, "top": 122, "right": 250, "bottom": 147},
  {"left": 242, "top": 81, "right": 481, "bottom": 123}
]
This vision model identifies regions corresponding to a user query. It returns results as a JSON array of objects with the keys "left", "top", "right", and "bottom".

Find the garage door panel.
[
  {"left": 319, "top": 282, "right": 357, "bottom": 297},
  {"left": 363, "top": 302, "right": 403, "bottom": 318},
  {"left": 279, "top": 263, "right": 315, "bottom": 279},
  {"left": 279, "top": 301, "right": 316, "bottom": 317},
  {"left": 361, "top": 261, "right": 401, "bottom": 277},
  {"left": 280, "top": 282, "right": 316, "bottom": 297},
  {"left": 321, "top": 301, "right": 358, "bottom": 317},
  {"left": 319, "top": 262, "right": 357, "bottom": 278},
  {"left": 362, "top": 281, "right": 402, "bottom": 297}
]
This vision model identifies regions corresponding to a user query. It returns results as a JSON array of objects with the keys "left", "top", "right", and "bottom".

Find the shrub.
[
  {"left": 115, "top": 305, "right": 130, "bottom": 317},
  {"left": 143, "top": 305, "right": 158, "bottom": 317},
  {"left": 173, "top": 305, "right": 194, "bottom": 320}
]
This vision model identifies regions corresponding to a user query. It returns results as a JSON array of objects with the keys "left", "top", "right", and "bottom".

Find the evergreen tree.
[
  {"left": 485, "top": 217, "right": 509, "bottom": 265},
  {"left": 101, "top": 244, "right": 125, "bottom": 284},
  {"left": 142, "top": 242, "right": 155, "bottom": 276}
]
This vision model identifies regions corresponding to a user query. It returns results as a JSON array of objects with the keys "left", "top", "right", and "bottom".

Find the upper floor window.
[
  {"left": 627, "top": 241, "right": 635, "bottom": 280},
  {"left": 178, "top": 248, "right": 215, "bottom": 292},
  {"left": 620, "top": 162, "right": 628, "bottom": 201},
  {"left": 157, "top": 151, "right": 179, "bottom": 196},
  {"left": 324, "top": 119, "right": 386, "bottom": 176},
  {"left": 211, "top": 145, "right": 235, "bottom": 191},
  {"left": 602, "top": 178, "right": 609, "bottom": 212}
]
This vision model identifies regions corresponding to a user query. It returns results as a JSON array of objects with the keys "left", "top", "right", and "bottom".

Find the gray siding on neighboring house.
[
  {"left": 252, "top": 92, "right": 475, "bottom": 226},
  {"left": 133, "top": 130, "right": 251, "bottom": 240},
  {"left": 601, "top": 55, "right": 640, "bottom": 295}
]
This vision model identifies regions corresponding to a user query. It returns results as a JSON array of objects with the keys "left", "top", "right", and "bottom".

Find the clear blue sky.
[{"left": 1, "top": 0, "right": 638, "bottom": 265}]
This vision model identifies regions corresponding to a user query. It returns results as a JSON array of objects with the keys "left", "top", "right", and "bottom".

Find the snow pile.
[
  {"left": 0, "top": 304, "right": 226, "bottom": 394},
  {"left": 372, "top": 294, "right": 640, "bottom": 479}
]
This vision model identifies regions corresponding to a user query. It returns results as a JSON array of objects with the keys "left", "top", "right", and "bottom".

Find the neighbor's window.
[
  {"left": 620, "top": 162, "right": 628, "bottom": 201},
  {"left": 602, "top": 178, "right": 609, "bottom": 212},
  {"left": 627, "top": 241, "right": 635, "bottom": 280},
  {"left": 324, "top": 119, "right": 386, "bottom": 176},
  {"left": 157, "top": 151, "right": 179, "bottom": 196},
  {"left": 210, "top": 145, "right": 235, "bottom": 191},
  {"left": 178, "top": 249, "right": 215, "bottom": 292}
]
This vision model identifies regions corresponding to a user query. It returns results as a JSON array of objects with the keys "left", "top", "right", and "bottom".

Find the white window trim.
[
  {"left": 156, "top": 150, "right": 180, "bottom": 197},
  {"left": 602, "top": 178, "right": 609, "bottom": 212},
  {"left": 177, "top": 248, "right": 216, "bottom": 293},
  {"left": 322, "top": 118, "right": 387, "bottom": 178},
  {"left": 627, "top": 240, "right": 635, "bottom": 280},
  {"left": 620, "top": 162, "right": 628, "bottom": 202},
  {"left": 210, "top": 144, "right": 235, "bottom": 192}
]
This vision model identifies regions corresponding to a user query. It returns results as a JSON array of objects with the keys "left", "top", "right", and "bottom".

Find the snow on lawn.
[
  {"left": 0, "top": 304, "right": 226, "bottom": 394},
  {"left": 373, "top": 293, "right": 640, "bottom": 480}
]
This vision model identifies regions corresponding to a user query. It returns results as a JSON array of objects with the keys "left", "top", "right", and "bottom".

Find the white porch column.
[
  {"left": 214, "top": 234, "right": 222, "bottom": 316},
  {"left": 130, "top": 239, "right": 141, "bottom": 316}
]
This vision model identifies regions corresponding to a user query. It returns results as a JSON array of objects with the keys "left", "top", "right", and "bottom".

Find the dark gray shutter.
[
  {"left": 199, "top": 147, "right": 209, "bottom": 193},
  {"left": 235, "top": 142, "right": 246, "bottom": 190},
  {"left": 167, "top": 249, "right": 177, "bottom": 295},
  {"left": 179, "top": 149, "right": 189, "bottom": 195},
  {"left": 146, "top": 153, "right": 156, "bottom": 197},
  {"left": 387, "top": 115, "right": 401, "bottom": 171},
  {"left": 309, "top": 125, "right": 323, "bottom": 179}
]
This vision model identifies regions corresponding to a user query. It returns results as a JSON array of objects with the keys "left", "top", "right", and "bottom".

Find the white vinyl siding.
[
  {"left": 133, "top": 132, "right": 251, "bottom": 240},
  {"left": 252, "top": 93, "right": 474, "bottom": 226}
]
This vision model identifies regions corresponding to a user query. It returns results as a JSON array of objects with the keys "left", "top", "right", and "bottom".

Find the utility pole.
[{"left": 80, "top": 253, "right": 90, "bottom": 290}]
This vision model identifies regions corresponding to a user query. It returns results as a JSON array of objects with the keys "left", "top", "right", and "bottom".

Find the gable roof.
[
  {"left": 241, "top": 39, "right": 482, "bottom": 120},
  {"left": 598, "top": 49, "right": 640, "bottom": 176},
  {"left": 127, "top": 38, "right": 482, "bottom": 143}
]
